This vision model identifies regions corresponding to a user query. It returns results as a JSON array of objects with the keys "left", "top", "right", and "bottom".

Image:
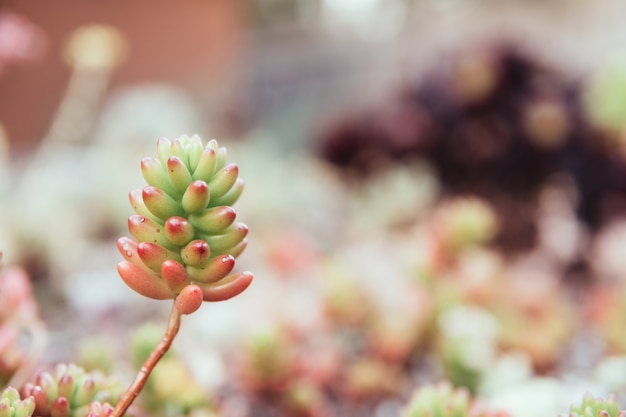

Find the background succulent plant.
[
  {"left": 116, "top": 135, "right": 253, "bottom": 314},
  {"left": 20, "top": 363, "right": 118, "bottom": 417},
  {"left": 567, "top": 393, "right": 626, "bottom": 417},
  {"left": 403, "top": 382, "right": 471, "bottom": 417},
  {"left": 0, "top": 386, "right": 35, "bottom": 417},
  {"left": 402, "top": 382, "right": 509, "bottom": 417}
]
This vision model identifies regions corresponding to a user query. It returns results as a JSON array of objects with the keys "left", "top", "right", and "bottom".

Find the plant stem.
[{"left": 112, "top": 302, "right": 182, "bottom": 417}]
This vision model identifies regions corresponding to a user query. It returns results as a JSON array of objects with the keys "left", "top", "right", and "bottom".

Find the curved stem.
[{"left": 112, "top": 302, "right": 182, "bottom": 417}]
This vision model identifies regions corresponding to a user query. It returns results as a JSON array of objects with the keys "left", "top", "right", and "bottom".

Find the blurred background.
[{"left": 4, "top": 1, "right": 626, "bottom": 417}]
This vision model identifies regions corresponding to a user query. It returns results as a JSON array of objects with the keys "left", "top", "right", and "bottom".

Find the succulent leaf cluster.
[
  {"left": 20, "top": 363, "right": 116, "bottom": 417},
  {"left": 0, "top": 387, "right": 35, "bottom": 417},
  {"left": 402, "top": 382, "right": 470, "bottom": 417},
  {"left": 117, "top": 135, "right": 253, "bottom": 314},
  {"left": 402, "top": 382, "right": 508, "bottom": 417},
  {"left": 568, "top": 394, "right": 626, "bottom": 417},
  {"left": 83, "top": 402, "right": 114, "bottom": 417}
]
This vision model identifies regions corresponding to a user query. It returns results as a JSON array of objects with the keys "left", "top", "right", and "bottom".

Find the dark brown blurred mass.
[{"left": 317, "top": 45, "right": 626, "bottom": 251}]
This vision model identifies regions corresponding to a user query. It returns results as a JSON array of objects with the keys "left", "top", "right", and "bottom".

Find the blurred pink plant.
[
  {"left": 0, "top": 265, "right": 39, "bottom": 320},
  {"left": 0, "top": 10, "right": 46, "bottom": 74},
  {"left": 0, "top": 260, "right": 46, "bottom": 386},
  {"left": 0, "top": 323, "right": 22, "bottom": 381}
]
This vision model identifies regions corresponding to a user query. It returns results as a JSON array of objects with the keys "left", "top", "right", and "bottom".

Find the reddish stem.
[{"left": 111, "top": 302, "right": 182, "bottom": 417}]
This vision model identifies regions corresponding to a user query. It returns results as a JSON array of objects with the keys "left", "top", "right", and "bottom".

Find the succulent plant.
[
  {"left": 111, "top": 135, "right": 255, "bottom": 417},
  {"left": 20, "top": 363, "right": 117, "bottom": 417},
  {"left": 0, "top": 386, "right": 35, "bottom": 417},
  {"left": 402, "top": 382, "right": 508, "bottom": 417},
  {"left": 402, "top": 382, "right": 471, "bottom": 417},
  {"left": 116, "top": 135, "right": 253, "bottom": 315},
  {"left": 431, "top": 197, "right": 499, "bottom": 255},
  {"left": 567, "top": 393, "right": 626, "bottom": 417},
  {"left": 84, "top": 402, "right": 114, "bottom": 417}
]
